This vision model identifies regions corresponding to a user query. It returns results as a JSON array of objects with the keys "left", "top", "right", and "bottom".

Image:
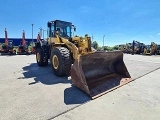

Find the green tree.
[
  {"left": 97, "top": 46, "right": 102, "bottom": 51},
  {"left": 103, "top": 46, "right": 112, "bottom": 51},
  {"left": 92, "top": 41, "right": 99, "bottom": 49},
  {"left": 112, "top": 45, "right": 119, "bottom": 50}
]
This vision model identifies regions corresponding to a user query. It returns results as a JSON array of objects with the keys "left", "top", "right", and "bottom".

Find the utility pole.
[
  {"left": 103, "top": 35, "right": 105, "bottom": 49},
  {"left": 42, "top": 30, "right": 48, "bottom": 39},
  {"left": 43, "top": 30, "right": 44, "bottom": 39},
  {"left": 92, "top": 33, "right": 94, "bottom": 43},
  {"left": 132, "top": 40, "right": 135, "bottom": 55},
  {"left": 32, "top": 24, "right": 34, "bottom": 45},
  {"left": 39, "top": 27, "right": 42, "bottom": 37}
]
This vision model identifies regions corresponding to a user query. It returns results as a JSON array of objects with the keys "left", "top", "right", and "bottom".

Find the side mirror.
[
  {"left": 74, "top": 26, "right": 76, "bottom": 32},
  {"left": 72, "top": 25, "right": 76, "bottom": 32}
]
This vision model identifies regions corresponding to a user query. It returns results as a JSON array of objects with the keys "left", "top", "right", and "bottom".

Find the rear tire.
[
  {"left": 36, "top": 48, "right": 48, "bottom": 66},
  {"left": 50, "top": 47, "right": 72, "bottom": 76}
]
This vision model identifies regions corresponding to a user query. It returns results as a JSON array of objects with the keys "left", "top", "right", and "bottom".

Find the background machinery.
[
  {"left": 35, "top": 20, "right": 131, "bottom": 99},
  {"left": 156, "top": 45, "right": 160, "bottom": 55},
  {"left": 28, "top": 33, "right": 40, "bottom": 54},
  {"left": 143, "top": 42, "right": 157, "bottom": 55},
  {"left": 125, "top": 43, "right": 132, "bottom": 53},
  {"left": 17, "top": 30, "right": 29, "bottom": 55},
  {"left": 118, "top": 43, "right": 132, "bottom": 54},
  {"left": 123, "top": 43, "right": 132, "bottom": 54},
  {"left": 131, "top": 40, "right": 145, "bottom": 54},
  {"left": 118, "top": 44, "right": 126, "bottom": 52},
  {"left": 0, "top": 28, "right": 16, "bottom": 55},
  {"left": 28, "top": 41, "right": 36, "bottom": 54}
]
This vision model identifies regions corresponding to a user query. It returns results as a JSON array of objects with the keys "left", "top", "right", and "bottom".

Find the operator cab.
[
  {"left": 47, "top": 20, "right": 75, "bottom": 38},
  {"left": 145, "top": 45, "right": 151, "bottom": 50},
  {"left": 8, "top": 40, "right": 13, "bottom": 46},
  {"left": 8, "top": 40, "right": 14, "bottom": 48}
]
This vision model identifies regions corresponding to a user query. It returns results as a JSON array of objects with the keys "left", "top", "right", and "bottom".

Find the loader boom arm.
[{"left": 55, "top": 34, "right": 79, "bottom": 60}]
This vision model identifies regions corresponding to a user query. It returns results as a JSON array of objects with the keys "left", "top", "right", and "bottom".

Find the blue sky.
[{"left": 0, "top": 0, "right": 160, "bottom": 46}]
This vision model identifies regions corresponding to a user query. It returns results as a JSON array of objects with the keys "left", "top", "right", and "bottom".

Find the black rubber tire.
[
  {"left": 50, "top": 47, "right": 72, "bottom": 76},
  {"left": 36, "top": 48, "right": 48, "bottom": 66},
  {"left": 153, "top": 50, "right": 157, "bottom": 55},
  {"left": 155, "top": 52, "right": 157, "bottom": 55}
]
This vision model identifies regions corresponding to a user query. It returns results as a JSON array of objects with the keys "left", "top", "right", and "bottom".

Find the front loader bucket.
[{"left": 71, "top": 51, "right": 132, "bottom": 99}]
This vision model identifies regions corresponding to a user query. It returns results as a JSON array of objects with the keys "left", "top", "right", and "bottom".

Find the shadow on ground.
[
  {"left": 64, "top": 85, "right": 90, "bottom": 104},
  {"left": 19, "top": 63, "right": 71, "bottom": 85},
  {"left": 20, "top": 63, "right": 90, "bottom": 104}
]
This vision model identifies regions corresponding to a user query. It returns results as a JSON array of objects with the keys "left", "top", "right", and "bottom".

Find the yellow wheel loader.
[
  {"left": 143, "top": 42, "right": 157, "bottom": 55},
  {"left": 118, "top": 44, "right": 126, "bottom": 52},
  {"left": 131, "top": 41, "right": 145, "bottom": 54},
  {"left": 118, "top": 43, "right": 132, "bottom": 54},
  {"left": 122, "top": 43, "right": 132, "bottom": 54},
  {"left": 157, "top": 45, "right": 160, "bottom": 55},
  {"left": 35, "top": 20, "right": 131, "bottom": 99}
]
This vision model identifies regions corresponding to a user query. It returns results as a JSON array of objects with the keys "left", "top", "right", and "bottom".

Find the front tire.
[
  {"left": 36, "top": 48, "right": 48, "bottom": 66},
  {"left": 50, "top": 47, "right": 72, "bottom": 76}
]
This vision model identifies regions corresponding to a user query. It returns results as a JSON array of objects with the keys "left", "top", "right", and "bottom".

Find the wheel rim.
[
  {"left": 52, "top": 55, "right": 59, "bottom": 69},
  {"left": 37, "top": 53, "right": 40, "bottom": 62}
]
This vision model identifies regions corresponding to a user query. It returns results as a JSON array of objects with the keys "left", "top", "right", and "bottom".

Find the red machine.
[
  {"left": 31, "top": 33, "right": 41, "bottom": 54},
  {"left": 0, "top": 28, "right": 16, "bottom": 55},
  {"left": 30, "top": 42, "right": 36, "bottom": 54},
  {"left": 37, "top": 32, "right": 41, "bottom": 41},
  {"left": 17, "top": 30, "right": 29, "bottom": 55}
]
